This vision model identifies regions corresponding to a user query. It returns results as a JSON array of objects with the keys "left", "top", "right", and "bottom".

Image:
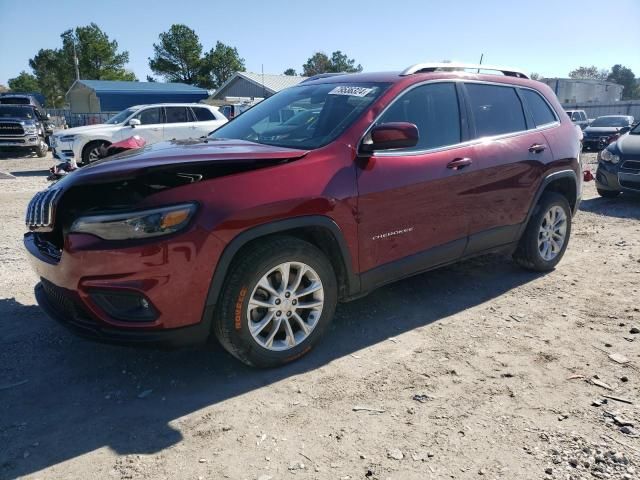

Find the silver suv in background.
[{"left": 565, "top": 110, "right": 589, "bottom": 130}]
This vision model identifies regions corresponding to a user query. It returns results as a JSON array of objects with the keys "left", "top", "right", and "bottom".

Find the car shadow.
[
  {"left": 580, "top": 195, "right": 640, "bottom": 220},
  {"left": 0, "top": 255, "right": 543, "bottom": 479},
  {"left": 7, "top": 170, "right": 50, "bottom": 177}
]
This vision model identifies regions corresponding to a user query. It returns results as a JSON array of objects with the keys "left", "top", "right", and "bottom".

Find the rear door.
[
  {"left": 125, "top": 106, "right": 164, "bottom": 144},
  {"left": 356, "top": 82, "right": 474, "bottom": 285},
  {"left": 460, "top": 82, "right": 555, "bottom": 254},
  {"left": 190, "top": 106, "right": 227, "bottom": 135},
  {"left": 163, "top": 106, "right": 194, "bottom": 140}
]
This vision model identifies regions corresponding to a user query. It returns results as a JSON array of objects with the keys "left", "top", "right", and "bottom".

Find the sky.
[{"left": 1, "top": 0, "right": 639, "bottom": 86}]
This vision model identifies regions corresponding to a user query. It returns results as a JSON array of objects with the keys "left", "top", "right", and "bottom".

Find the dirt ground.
[{"left": 0, "top": 151, "right": 638, "bottom": 480}]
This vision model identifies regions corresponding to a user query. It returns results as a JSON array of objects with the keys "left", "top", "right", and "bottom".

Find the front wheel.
[
  {"left": 81, "top": 141, "right": 109, "bottom": 165},
  {"left": 35, "top": 140, "right": 48, "bottom": 158},
  {"left": 513, "top": 192, "right": 572, "bottom": 272},
  {"left": 214, "top": 236, "right": 337, "bottom": 368}
]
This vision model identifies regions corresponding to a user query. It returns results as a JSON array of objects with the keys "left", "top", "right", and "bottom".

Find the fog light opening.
[{"left": 89, "top": 290, "right": 158, "bottom": 322}]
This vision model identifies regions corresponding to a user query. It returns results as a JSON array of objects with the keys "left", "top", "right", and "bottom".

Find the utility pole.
[
  {"left": 478, "top": 53, "right": 484, "bottom": 73},
  {"left": 261, "top": 64, "right": 265, "bottom": 99},
  {"left": 72, "top": 35, "right": 80, "bottom": 80}
]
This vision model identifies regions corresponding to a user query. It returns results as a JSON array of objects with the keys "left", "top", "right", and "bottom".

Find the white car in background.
[{"left": 50, "top": 103, "right": 227, "bottom": 165}]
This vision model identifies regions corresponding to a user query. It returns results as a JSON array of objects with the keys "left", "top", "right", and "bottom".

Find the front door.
[
  {"left": 356, "top": 82, "right": 474, "bottom": 289},
  {"left": 125, "top": 106, "right": 164, "bottom": 145}
]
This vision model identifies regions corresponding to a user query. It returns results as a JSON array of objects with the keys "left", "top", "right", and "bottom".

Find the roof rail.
[
  {"left": 301, "top": 72, "right": 349, "bottom": 83},
  {"left": 401, "top": 62, "right": 529, "bottom": 79}
]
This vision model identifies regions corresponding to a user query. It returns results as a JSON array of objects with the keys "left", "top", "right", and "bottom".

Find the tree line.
[{"left": 6, "top": 23, "right": 362, "bottom": 107}]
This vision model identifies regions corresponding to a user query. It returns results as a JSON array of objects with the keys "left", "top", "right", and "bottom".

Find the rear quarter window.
[
  {"left": 192, "top": 107, "right": 217, "bottom": 121},
  {"left": 465, "top": 83, "right": 526, "bottom": 137},
  {"left": 520, "top": 89, "right": 557, "bottom": 127}
]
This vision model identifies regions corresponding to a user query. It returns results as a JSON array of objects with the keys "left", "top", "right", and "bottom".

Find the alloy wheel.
[
  {"left": 247, "top": 261, "right": 324, "bottom": 351},
  {"left": 538, "top": 205, "right": 567, "bottom": 261}
]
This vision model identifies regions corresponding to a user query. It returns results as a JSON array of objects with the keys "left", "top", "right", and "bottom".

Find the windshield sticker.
[{"left": 328, "top": 86, "right": 374, "bottom": 97}]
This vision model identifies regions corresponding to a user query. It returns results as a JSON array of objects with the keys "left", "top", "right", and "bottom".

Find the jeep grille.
[{"left": 26, "top": 188, "right": 61, "bottom": 231}]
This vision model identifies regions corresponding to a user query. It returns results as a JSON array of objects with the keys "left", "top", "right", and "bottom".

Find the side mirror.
[
  {"left": 620, "top": 126, "right": 631, "bottom": 134},
  {"left": 46, "top": 113, "right": 51, "bottom": 119},
  {"left": 128, "top": 118, "right": 141, "bottom": 128},
  {"left": 360, "top": 122, "right": 419, "bottom": 154}
]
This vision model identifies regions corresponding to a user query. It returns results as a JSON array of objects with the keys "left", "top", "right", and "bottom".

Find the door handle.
[
  {"left": 529, "top": 143, "right": 547, "bottom": 153},
  {"left": 446, "top": 157, "right": 473, "bottom": 170}
]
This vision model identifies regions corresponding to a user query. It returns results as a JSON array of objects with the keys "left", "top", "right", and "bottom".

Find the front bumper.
[
  {"left": 582, "top": 138, "right": 609, "bottom": 151},
  {"left": 0, "top": 136, "right": 41, "bottom": 148},
  {"left": 595, "top": 160, "right": 640, "bottom": 193},
  {"left": 24, "top": 229, "right": 224, "bottom": 347}
]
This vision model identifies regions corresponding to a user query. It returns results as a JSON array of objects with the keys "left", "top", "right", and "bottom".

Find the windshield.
[
  {"left": 0, "top": 106, "right": 35, "bottom": 119},
  {"left": 590, "top": 116, "right": 630, "bottom": 127},
  {"left": 0, "top": 97, "right": 31, "bottom": 105},
  {"left": 210, "top": 82, "right": 389, "bottom": 149},
  {"left": 106, "top": 108, "right": 138, "bottom": 125}
]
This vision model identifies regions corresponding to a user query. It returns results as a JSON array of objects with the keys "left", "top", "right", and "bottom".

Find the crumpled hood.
[
  {"left": 584, "top": 126, "right": 623, "bottom": 135},
  {"left": 55, "top": 138, "right": 309, "bottom": 186},
  {"left": 616, "top": 133, "right": 640, "bottom": 155}
]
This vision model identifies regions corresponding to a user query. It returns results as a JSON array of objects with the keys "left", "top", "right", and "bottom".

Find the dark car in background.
[
  {"left": 582, "top": 115, "right": 634, "bottom": 151},
  {"left": 0, "top": 94, "right": 54, "bottom": 145},
  {"left": 0, "top": 105, "right": 50, "bottom": 157},
  {"left": 595, "top": 122, "right": 640, "bottom": 197}
]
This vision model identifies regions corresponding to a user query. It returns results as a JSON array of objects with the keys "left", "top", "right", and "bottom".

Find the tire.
[
  {"left": 35, "top": 140, "right": 48, "bottom": 158},
  {"left": 513, "top": 192, "right": 572, "bottom": 272},
  {"left": 214, "top": 236, "right": 338, "bottom": 368},
  {"left": 597, "top": 188, "right": 620, "bottom": 198},
  {"left": 81, "top": 140, "right": 109, "bottom": 165}
]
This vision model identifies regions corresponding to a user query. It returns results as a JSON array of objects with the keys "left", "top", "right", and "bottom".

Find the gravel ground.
[{"left": 0, "top": 151, "right": 638, "bottom": 480}]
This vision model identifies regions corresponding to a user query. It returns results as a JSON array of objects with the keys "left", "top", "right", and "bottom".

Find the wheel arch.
[
  {"left": 204, "top": 216, "right": 360, "bottom": 311},
  {"left": 518, "top": 169, "right": 578, "bottom": 239}
]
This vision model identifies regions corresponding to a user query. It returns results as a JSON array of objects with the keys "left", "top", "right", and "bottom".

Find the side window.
[
  {"left": 465, "top": 83, "right": 526, "bottom": 137},
  {"left": 580, "top": 112, "right": 587, "bottom": 122},
  {"left": 377, "top": 82, "right": 461, "bottom": 150},
  {"left": 191, "top": 107, "right": 216, "bottom": 121},
  {"left": 164, "top": 107, "right": 190, "bottom": 123},
  {"left": 134, "top": 107, "right": 162, "bottom": 125},
  {"left": 520, "top": 89, "right": 557, "bottom": 127}
]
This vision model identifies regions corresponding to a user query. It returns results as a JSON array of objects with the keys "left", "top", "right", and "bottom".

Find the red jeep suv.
[{"left": 25, "top": 63, "right": 582, "bottom": 367}]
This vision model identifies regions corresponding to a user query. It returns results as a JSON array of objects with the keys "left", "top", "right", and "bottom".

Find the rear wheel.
[
  {"left": 513, "top": 192, "right": 572, "bottom": 272},
  {"left": 214, "top": 236, "right": 337, "bottom": 368},
  {"left": 597, "top": 188, "right": 620, "bottom": 198},
  {"left": 81, "top": 141, "right": 109, "bottom": 165}
]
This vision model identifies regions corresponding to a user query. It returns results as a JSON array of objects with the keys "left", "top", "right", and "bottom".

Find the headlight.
[
  {"left": 600, "top": 148, "right": 620, "bottom": 164},
  {"left": 59, "top": 135, "right": 76, "bottom": 142},
  {"left": 24, "top": 124, "right": 38, "bottom": 135},
  {"left": 70, "top": 203, "right": 197, "bottom": 240}
]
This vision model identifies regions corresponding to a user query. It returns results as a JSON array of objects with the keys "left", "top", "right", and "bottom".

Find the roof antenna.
[{"left": 477, "top": 53, "right": 484, "bottom": 74}]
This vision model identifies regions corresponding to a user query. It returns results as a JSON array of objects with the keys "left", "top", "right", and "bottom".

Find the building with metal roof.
[
  {"left": 66, "top": 80, "right": 209, "bottom": 113},
  {"left": 212, "top": 72, "right": 307, "bottom": 101},
  {"left": 541, "top": 78, "right": 623, "bottom": 104}
]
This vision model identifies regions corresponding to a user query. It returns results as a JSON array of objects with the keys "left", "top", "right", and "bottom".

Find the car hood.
[
  {"left": 54, "top": 123, "right": 120, "bottom": 136},
  {"left": 0, "top": 116, "right": 37, "bottom": 124},
  {"left": 56, "top": 138, "right": 310, "bottom": 186},
  {"left": 616, "top": 133, "right": 640, "bottom": 155},
  {"left": 584, "top": 126, "right": 624, "bottom": 134}
]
